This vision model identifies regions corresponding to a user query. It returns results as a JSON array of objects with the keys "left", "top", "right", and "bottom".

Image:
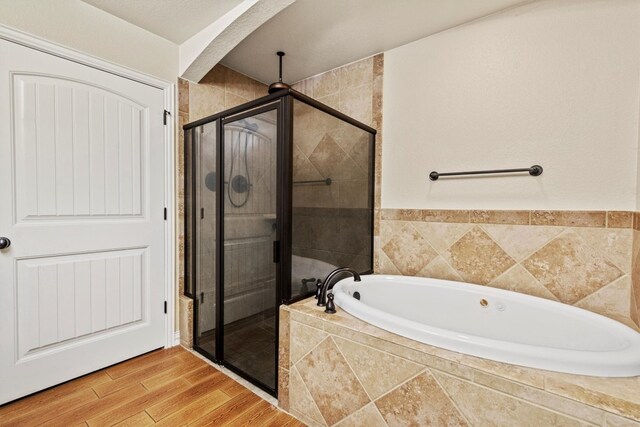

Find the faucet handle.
[
  {"left": 325, "top": 293, "right": 336, "bottom": 314},
  {"left": 314, "top": 280, "right": 323, "bottom": 299}
]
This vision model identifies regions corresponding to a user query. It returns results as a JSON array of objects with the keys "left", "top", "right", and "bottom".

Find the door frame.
[{"left": 0, "top": 24, "right": 177, "bottom": 348}]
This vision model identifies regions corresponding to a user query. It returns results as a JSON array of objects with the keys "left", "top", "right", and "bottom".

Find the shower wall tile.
[
  {"left": 291, "top": 56, "right": 380, "bottom": 275},
  {"left": 189, "top": 83, "right": 225, "bottom": 122},
  {"left": 178, "top": 78, "right": 189, "bottom": 114},
  {"left": 313, "top": 69, "right": 340, "bottom": 98},
  {"left": 377, "top": 209, "right": 639, "bottom": 329}
]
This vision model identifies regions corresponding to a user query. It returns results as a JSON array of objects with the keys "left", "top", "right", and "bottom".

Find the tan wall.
[
  {"left": 0, "top": 0, "right": 178, "bottom": 82},
  {"left": 382, "top": 0, "right": 640, "bottom": 211}
]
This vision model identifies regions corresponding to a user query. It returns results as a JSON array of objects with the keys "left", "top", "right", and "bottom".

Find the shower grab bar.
[
  {"left": 429, "top": 165, "right": 543, "bottom": 181},
  {"left": 293, "top": 178, "right": 332, "bottom": 186}
]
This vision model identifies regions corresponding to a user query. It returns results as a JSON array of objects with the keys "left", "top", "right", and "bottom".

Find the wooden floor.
[{"left": 0, "top": 346, "right": 303, "bottom": 427}]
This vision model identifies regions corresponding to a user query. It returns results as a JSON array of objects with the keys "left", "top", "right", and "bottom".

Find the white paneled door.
[{"left": 0, "top": 39, "right": 167, "bottom": 404}]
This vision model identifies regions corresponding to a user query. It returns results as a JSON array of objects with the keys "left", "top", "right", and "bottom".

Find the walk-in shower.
[{"left": 183, "top": 88, "right": 375, "bottom": 396}]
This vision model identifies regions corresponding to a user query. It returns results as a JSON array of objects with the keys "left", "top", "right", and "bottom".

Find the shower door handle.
[{"left": 273, "top": 241, "right": 280, "bottom": 263}]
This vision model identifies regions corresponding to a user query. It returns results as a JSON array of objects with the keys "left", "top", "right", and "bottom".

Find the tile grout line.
[
  {"left": 292, "top": 365, "right": 329, "bottom": 427},
  {"left": 430, "top": 368, "right": 473, "bottom": 426}
]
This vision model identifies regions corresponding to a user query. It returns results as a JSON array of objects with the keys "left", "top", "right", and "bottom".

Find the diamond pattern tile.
[
  {"left": 382, "top": 224, "right": 438, "bottom": 275},
  {"left": 522, "top": 231, "right": 624, "bottom": 304},
  {"left": 443, "top": 226, "right": 516, "bottom": 285},
  {"left": 296, "top": 337, "right": 370, "bottom": 425},
  {"left": 375, "top": 371, "right": 467, "bottom": 426}
]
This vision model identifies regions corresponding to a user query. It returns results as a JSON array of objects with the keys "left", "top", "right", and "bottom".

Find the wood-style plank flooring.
[{"left": 0, "top": 346, "right": 303, "bottom": 427}]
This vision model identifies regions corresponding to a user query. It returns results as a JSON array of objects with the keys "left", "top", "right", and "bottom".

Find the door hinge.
[
  {"left": 200, "top": 292, "right": 204, "bottom": 304},
  {"left": 200, "top": 208, "right": 204, "bottom": 219},
  {"left": 164, "top": 301, "right": 167, "bottom": 314},
  {"left": 164, "top": 207, "right": 167, "bottom": 220},
  {"left": 163, "top": 109, "right": 171, "bottom": 125}
]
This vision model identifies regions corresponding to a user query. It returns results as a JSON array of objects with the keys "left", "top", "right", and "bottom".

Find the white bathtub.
[{"left": 333, "top": 275, "right": 640, "bottom": 377}]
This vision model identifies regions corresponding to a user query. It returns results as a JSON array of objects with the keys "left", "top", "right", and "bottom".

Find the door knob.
[{"left": 0, "top": 237, "right": 11, "bottom": 249}]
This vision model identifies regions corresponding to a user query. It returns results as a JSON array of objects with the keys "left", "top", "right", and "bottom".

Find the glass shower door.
[
  {"left": 221, "top": 106, "right": 279, "bottom": 391},
  {"left": 193, "top": 121, "right": 218, "bottom": 358}
]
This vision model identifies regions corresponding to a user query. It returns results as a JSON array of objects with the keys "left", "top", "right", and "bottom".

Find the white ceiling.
[
  {"left": 81, "top": 0, "right": 245, "bottom": 43},
  {"left": 221, "top": 0, "right": 530, "bottom": 83}
]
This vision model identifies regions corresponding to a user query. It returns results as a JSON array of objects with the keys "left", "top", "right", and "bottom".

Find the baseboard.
[{"left": 173, "top": 331, "right": 181, "bottom": 346}]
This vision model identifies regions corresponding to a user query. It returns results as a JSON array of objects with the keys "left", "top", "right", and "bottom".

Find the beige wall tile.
[
  {"left": 417, "top": 256, "right": 464, "bottom": 282},
  {"left": 334, "top": 403, "right": 386, "bottom": 427},
  {"left": 412, "top": 222, "right": 473, "bottom": 252},
  {"left": 480, "top": 224, "right": 564, "bottom": 262},
  {"left": 606, "top": 413, "right": 640, "bottom": 426},
  {"left": 178, "top": 78, "right": 189, "bottom": 114},
  {"left": 531, "top": 211, "right": 607, "bottom": 228},
  {"left": 339, "top": 57, "right": 373, "bottom": 91},
  {"left": 376, "top": 249, "right": 401, "bottom": 275},
  {"left": 522, "top": 230, "right": 624, "bottom": 304},
  {"left": 382, "top": 224, "right": 438, "bottom": 275},
  {"left": 224, "top": 91, "right": 250, "bottom": 110},
  {"left": 314, "top": 69, "right": 340, "bottom": 98},
  {"left": 443, "top": 226, "right": 516, "bottom": 285},
  {"left": 224, "top": 67, "right": 256, "bottom": 100},
  {"left": 188, "top": 82, "right": 224, "bottom": 121},
  {"left": 291, "top": 310, "right": 326, "bottom": 330},
  {"left": 574, "top": 276, "right": 633, "bottom": 320},
  {"left": 290, "top": 321, "right": 328, "bottom": 366},
  {"left": 572, "top": 227, "right": 633, "bottom": 274},
  {"left": 422, "top": 209, "right": 470, "bottom": 223},
  {"left": 278, "top": 367, "right": 290, "bottom": 412},
  {"left": 381, "top": 209, "right": 422, "bottom": 221},
  {"left": 178, "top": 295, "right": 193, "bottom": 347},
  {"left": 473, "top": 371, "right": 606, "bottom": 424},
  {"left": 334, "top": 336, "right": 423, "bottom": 400},
  {"left": 544, "top": 373, "right": 640, "bottom": 422},
  {"left": 608, "top": 211, "right": 634, "bottom": 229},
  {"left": 434, "top": 372, "right": 585, "bottom": 426},
  {"left": 290, "top": 366, "right": 327, "bottom": 426},
  {"left": 490, "top": 264, "right": 559, "bottom": 301},
  {"left": 339, "top": 83, "right": 373, "bottom": 126},
  {"left": 470, "top": 210, "right": 530, "bottom": 225},
  {"left": 296, "top": 337, "right": 370, "bottom": 425},
  {"left": 279, "top": 307, "right": 290, "bottom": 368},
  {"left": 374, "top": 370, "right": 468, "bottom": 426}
]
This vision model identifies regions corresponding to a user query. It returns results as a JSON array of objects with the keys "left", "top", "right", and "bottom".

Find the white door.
[{"left": 0, "top": 39, "right": 167, "bottom": 404}]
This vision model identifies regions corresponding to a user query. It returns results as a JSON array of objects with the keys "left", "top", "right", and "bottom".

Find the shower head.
[
  {"left": 268, "top": 51, "right": 291, "bottom": 94},
  {"left": 238, "top": 119, "right": 259, "bottom": 132}
]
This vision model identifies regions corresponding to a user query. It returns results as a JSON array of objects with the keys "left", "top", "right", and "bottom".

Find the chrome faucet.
[{"left": 317, "top": 267, "right": 361, "bottom": 313}]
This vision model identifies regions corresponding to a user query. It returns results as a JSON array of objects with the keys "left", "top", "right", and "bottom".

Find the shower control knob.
[{"left": 0, "top": 237, "right": 11, "bottom": 249}]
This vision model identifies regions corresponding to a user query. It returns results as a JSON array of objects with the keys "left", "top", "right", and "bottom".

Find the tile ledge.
[{"left": 285, "top": 297, "right": 640, "bottom": 421}]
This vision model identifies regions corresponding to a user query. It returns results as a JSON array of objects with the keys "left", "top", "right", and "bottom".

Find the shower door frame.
[
  {"left": 216, "top": 101, "right": 285, "bottom": 395},
  {"left": 184, "top": 88, "right": 376, "bottom": 397}
]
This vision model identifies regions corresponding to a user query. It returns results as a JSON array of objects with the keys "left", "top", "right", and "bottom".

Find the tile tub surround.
[
  {"left": 376, "top": 209, "right": 640, "bottom": 330},
  {"left": 279, "top": 300, "right": 640, "bottom": 427}
]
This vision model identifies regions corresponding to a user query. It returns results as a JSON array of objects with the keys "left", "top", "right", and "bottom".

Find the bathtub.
[{"left": 333, "top": 275, "right": 640, "bottom": 377}]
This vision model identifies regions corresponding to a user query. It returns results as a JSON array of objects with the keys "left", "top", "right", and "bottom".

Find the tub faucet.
[{"left": 317, "top": 267, "right": 361, "bottom": 313}]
